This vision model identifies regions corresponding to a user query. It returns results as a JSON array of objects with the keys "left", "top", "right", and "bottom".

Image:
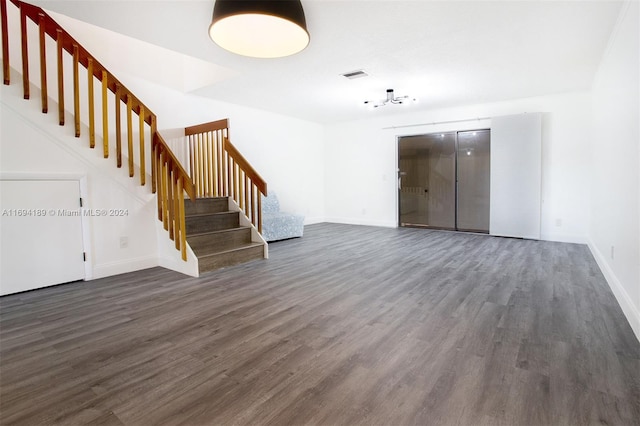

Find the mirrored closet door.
[{"left": 398, "top": 129, "right": 490, "bottom": 233}]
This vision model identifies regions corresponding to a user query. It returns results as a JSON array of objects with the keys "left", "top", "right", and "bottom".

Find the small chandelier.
[
  {"left": 209, "top": 0, "right": 310, "bottom": 59},
  {"left": 364, "top": 89, "right": 417, "bottom": 108}
]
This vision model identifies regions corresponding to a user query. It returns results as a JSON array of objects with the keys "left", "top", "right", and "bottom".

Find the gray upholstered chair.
[{"left": 261, "top": 192, "right": 304, "bottom": 242}]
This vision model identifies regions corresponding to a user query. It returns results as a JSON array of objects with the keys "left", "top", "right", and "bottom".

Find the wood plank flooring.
[{"left": 1, "top": 223, "right": 639, "bottom": 425}]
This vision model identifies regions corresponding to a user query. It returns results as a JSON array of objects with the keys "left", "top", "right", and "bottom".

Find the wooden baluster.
[
  {"left": 126, "top": 95, "right": 133, "bottom": 177},
  {"left": 227, "top": 157, "right": 233, "bottom": 199},
  {"left": 250, "top": 184, "right": 255, "bottom": 225},
  {"left": 188, "top": 135, "right": 194, "bottom": 184},
  {"left": 56, "top": 29, "right": 63, "bottom": 124},
  {"left": 210, "top": 132, "right": 215, "bottom": 196},
  {"left": 156, "top": 147, "right": 163, "bottom": 220},
  {"left": 244, "top": 173, "right": 249, "bottom": 217},
  {"left": 208, "top": 132, "right": 214, "bottom": 197},
  {"left": 234, "top": 163, "right": 239, "bottom": 205},
  {"left": 213, "top": 131, "right": 219, "bottom": 197},
  {"left": 193, "top": 134, "right": 198, "bottom": 195},
  {"left": 227, "top": 156, "right": 233, "bottom": 199},
  {"left": 221, "top": 140, "right": 227, "bottom": 196},
  {"left": 19, "top": 6, "right": 28, "bottom": 99},
  {"left": 203, "top": 132, "right": 209, "bottom": 197},
  {"left": 209, "top": 132, "right": 215, "bottom": 197},
  {"left": 203, "top": 133, "right": 208, "bottom": 197},
  {"left": 101, "top": 70, "right": 108, "bottom": 157},
  {"left": 87, "top": 58, "right": 95, "bottom": 148},
  {"left": 167, "top": 163, "right": 174, "bottom": 238},
  {"left": 177, "top": 177, "right": 187, "bottom": 261},
  {"left": 214, "top": 131, "right": 220, "bottom": 196},
  {"left": 1, "top": 0, "right": 9, "bottom": 84},
  {"left": 161, "top": 151, "right": 168, "bottom": 230},
  {"left": 199, "top": 133, "right": 205, "bottom": 197},
  {"left": 257, "top": 190, "right": 262, "bottom": 233},
  {"left": 193, "top": 134, "right": 199, "bottom": 196},
  {"left": 151, "top": 116, "right": 157, "bottom": 193},
  {"left": 192, "top": 134, "right": 198, "bottom": 195},
  {"left": 72, "top": 44, "right": 80, "bottom": 137},
  {"left": 139, "top": 105, "right": 145, "bottom": 186},
  {"left": 221, "top": 132, "right": 225, "bottom": 196},
  {"left": 115, "top": 84, "right": 122, "bottom": 168},
  {"left": 239, "top": 169, "right": 244, "bottom": 210},
  {"left": 38, "top": 14, "right": 47, "bottom": 113},
  {"left": 173, "top": 171, "right": 180, "bottom": 249}
]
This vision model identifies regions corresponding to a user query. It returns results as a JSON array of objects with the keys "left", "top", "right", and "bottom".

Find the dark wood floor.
[{"left": 1, "top": 223, "right": 639, "bottom": 425}]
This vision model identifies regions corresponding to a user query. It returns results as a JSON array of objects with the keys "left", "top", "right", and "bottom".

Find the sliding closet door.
[
  {"left": 457, "top": 130, "right": 491, "bottom": 232},
  {"left": 398, "top": 133, "right": 456, "bottom": 228}
]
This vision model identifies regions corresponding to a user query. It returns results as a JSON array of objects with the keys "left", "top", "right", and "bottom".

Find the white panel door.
[
  {"left": 489, "top": 113, "right": 542, "bottom": 239},
  {"left": 0, "top": 180, "right": 85, "bottom": 295}
]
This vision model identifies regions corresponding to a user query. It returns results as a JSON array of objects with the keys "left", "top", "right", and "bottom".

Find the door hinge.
[
  {"left": 83, "top": 252, "right": 86, "bottom": 262},
  {"left": 79, "top": 197, "right": 83, "bottom": 207}
]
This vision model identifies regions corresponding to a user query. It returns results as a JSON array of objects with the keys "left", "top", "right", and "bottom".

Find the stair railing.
[
  {"left": 184, "top": 119, "right": 267, "bottom": 233},
  {"left": 1, "top": 0, "right": 194, "bottom": 260},
  {"left": 154, "top": 132, "right": 195, "bottom": 260}
]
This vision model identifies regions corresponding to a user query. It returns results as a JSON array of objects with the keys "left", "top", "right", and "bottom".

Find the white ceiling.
[{"left": 32, "top": 0, "right": 623, "bottom": 124}]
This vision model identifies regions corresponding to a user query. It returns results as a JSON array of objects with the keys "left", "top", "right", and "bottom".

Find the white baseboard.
[
  {"left": 588, "top": 239, "right": 640, "bottom": 342},
  {"left": 303, "top": 216, "right": 325, "bottom": 225},
  {"left": 323, "top": 217, "right": 397, "bottom": 228},
  {"left": 540, "top": 232, "right": 587, "bottom": 244},
  {"left": 91, "top": 255, "right": 158, "bottom": 280}
]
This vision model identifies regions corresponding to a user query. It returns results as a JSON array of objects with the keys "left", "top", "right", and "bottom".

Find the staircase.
[
  {"left": 185, "top": 197, "right": 264, "bottom": 273},
  {"left": 1, "top": 0, "right": 268, "bottom": 276}
]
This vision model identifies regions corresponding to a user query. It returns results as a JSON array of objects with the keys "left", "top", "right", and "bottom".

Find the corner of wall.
[{"left": 588, "top": 239, "right": 640, "bottom": 341}]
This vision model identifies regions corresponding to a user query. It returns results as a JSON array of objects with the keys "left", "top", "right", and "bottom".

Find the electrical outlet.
[
  {"left": 120, "top": 236, "right": 128, "bottom": 249},
  {"left": 555, "top": 218, "right": 562, "bottom": 227},
  {"left": 610, "top": 245, "right": 615, "bottom": 260}
]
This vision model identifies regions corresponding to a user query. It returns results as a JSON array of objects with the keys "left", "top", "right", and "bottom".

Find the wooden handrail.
[
  {"left": 224, "top": 138, "right": 267, "bottom": 196},
  {"left": 185, "top": 118, "right": 229, "bottom": 136},
  {"left": 2, "top": 0, "right": 195, "bottom": 262}
]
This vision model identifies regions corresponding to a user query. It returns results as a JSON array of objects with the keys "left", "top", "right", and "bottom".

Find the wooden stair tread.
[
  {"left": 187, "top": 226, "right": 252, "bottom": 239},
  {"left": 185, "top": 211, "right": 237, "bottom": 218},
  {"left": 196, "top": 242, "right": 264, "bottom": 258}
]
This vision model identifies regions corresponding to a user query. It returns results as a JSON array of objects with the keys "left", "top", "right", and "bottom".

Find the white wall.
[
  {"left": 118, "top": 74, "right": 326, "bottom": 225},
  {"left": 1, "top": 81, "right": 160, "bottom": 279},
  {"left": 589, "top": 2, "right": 640, "bottom": 339},
  {"left": 324, "top": 91, "right": 592, "bottom": 244}
]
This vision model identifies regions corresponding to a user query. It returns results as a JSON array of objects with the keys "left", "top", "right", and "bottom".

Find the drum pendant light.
[{"left": 209, "top": 0, "right": 310, "bottom": 59}]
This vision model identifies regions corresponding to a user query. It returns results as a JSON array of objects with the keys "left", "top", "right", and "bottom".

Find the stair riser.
[
  {"left": 184, "top": 198, "right": 228, "bottom": 215},
  {"left": 185, "top": 213, "right": 239, "bottom": 234},
  {"left": 188, "top": 228, "right": 252, "bottom": 254},
  {"left": 198, "top": 245, "right": 264, "bottom": 273}
]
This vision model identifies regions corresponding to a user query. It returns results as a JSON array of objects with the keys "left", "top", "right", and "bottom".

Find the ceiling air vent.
[{"left": 341, "top": 70, "right": 369, "bottom": 79}]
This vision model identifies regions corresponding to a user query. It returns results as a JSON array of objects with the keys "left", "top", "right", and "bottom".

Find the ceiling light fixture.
[
  {"left": 209, "top": 0, "right": 310, "bottom": 59},
  {"left": 364, "top": 89, "right": 416, "bottom": 108}
]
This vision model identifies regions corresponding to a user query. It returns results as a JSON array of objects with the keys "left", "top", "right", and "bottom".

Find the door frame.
[{"left": 0, "top": 172, "right": 92, "bottom": 281}]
